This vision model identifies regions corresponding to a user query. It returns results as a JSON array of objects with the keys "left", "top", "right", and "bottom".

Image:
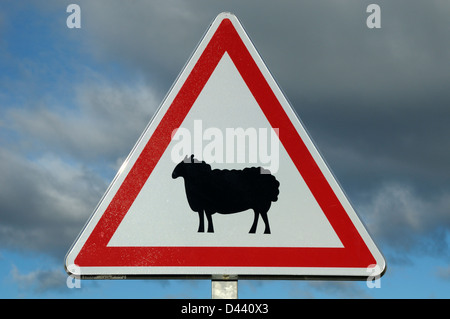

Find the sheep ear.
[
  {"left": 190, "top": 154, "right": 194, "bottom": 163},
  {"left": 183, "top": 155, "right": 189, "bottom": 163}
]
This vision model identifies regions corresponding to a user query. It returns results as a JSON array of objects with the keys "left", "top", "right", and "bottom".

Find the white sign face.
[{"left": 65, "top": 12, "right": 385, "bottom": 279}]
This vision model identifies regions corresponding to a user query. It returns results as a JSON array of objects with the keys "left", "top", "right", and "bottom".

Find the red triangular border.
[{"left": 75, "top": 18, "right": 375, "bottom": 269}]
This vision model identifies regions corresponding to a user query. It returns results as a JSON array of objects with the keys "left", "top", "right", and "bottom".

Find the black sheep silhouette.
[{"left": 172, "top": 155, "right": 280, "bottom": 234}]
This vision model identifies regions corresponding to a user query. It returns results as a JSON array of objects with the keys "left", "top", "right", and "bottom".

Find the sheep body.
[{"left": 172, "top": 155, "right": 280, "bottom": 234}]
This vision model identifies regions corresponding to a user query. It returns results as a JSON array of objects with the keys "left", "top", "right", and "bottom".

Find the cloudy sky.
[{"left": 1, "top": 0, "right": 449, "bottom": 298}]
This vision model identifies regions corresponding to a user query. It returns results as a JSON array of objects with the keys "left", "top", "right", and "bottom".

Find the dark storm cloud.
[
  {"left": 358, "top": 183, "right": 450, "bottom": 260},
  {"left": 0, "top": 73, "right": 159, "bottom": 257},
  {"left": 75, "top": 0, "right": 450, "bottom": 192},
  {"left": 2, "top": 0, "right": 449, "bottom": 264},
  {"left": 0, "top": 148, "right": 106, "bottom": 257},
  {"left": 8, "top": 77, "right": 159, "bottom": 164}
]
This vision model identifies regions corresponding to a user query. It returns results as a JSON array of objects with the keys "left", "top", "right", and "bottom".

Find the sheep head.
[
  {"left": 172, "top": 155, "right": 211, "bottom": 179},
  {"left": 171, "top": 155, "right": 188, "bottom": 179}
]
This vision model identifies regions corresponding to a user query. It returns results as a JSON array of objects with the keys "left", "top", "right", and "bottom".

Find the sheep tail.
[
  {"left": 266, "top": 174, "right": 280, "bottom": 202},
  {"left": 245, "top": 167, "right": 280, "bottom": 202}
]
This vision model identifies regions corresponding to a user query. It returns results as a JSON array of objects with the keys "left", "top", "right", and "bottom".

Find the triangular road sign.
[{"left": 65, "top": 12, "right": 385, "bottom": 279}]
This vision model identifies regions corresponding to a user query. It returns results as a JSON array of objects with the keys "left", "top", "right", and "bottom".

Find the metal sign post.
[{"left": 211, "top": 275, "right": 238, "bottom": 299}]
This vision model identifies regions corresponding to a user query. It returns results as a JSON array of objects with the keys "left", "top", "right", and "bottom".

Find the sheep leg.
[
  {"left": 260, "top": 211, "right": 271, "bottom": 234},
  {"left": 205, "top": 211, "right": 214, "bottom": 233},
  {"left": 249, "top": 211, "right": 260, "bottom": 234},
  {"left": 197, "top": 210, "right": 205, "bottom": 232}
]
